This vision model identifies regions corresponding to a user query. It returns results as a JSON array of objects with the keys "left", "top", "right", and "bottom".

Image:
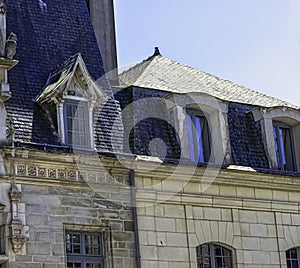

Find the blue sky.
[{"left": 114, "top": 0, "right": 300, "bottom": 106}]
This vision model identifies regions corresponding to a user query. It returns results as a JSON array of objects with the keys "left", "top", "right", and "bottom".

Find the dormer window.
[
  {"left": 273, "top": 121, "right": 295, "bottom": 171},
  {"left": 35, "top": 53, "right": 106, "bottom": 150},
  {"left": 252, "top": 107, "right": 300, "bottom": 172},
  {"left": 186, "top": 108, "right": 211, "bottom": 163},
  {"left": 165, "top": 93, "right": 230, "bottom": 165}
]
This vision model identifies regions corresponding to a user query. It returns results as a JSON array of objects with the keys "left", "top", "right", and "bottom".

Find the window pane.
[
  {"left": 223, "top": 248, "right": 232, "bottom": 257},
  {"left": 65, "top": 101, "right": 89, "bottom": 147},
  {"left": 187, "top": 114, "right": 195, "bottom": 162},
  {"left": 223, "top": 257, "right": 232, "bottom": 268},
  {"left": 291, "top": 260, "right": 299, "bottom": 268},
  {"left": 290, "top": 248, "right": 298, "bottom": 259},
  {"left": 278, "top": 128, "right": 287, "bottom": 165},
  {"left": 86, "top": 264, "right": 101, "bottom": 268},
  {"left": 197, "top": 257, "right": 211, "bottom": 268},
  {"left": 194, "top": 116, "right": 204, "bottom": 163},
  {"left": 215, "top": 256, "right": 223, "bottom": 268},
  {"left": 77, "top": 106, "right": 85, "bottom": 118},
  {"left": 214, "top": 244, "right": 222, "bottom": 256}
]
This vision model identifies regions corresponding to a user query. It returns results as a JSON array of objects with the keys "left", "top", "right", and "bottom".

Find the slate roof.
[
  {"left": 115, "top": 50, "right": 300, "bottom": 171},
  {"left": 5, "top": 0, "right": 123, "bottom": 152},
  {"left": 119, "top": 53, "right": 299, "bottom": 110}
]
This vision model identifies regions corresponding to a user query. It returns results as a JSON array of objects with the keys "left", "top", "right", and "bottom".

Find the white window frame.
[{"left": 57, "top": 96, "right": 95, "bottom": 150}]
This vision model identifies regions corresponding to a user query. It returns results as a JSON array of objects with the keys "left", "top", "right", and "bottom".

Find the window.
[
  {"left": 64, "top": 100, "right": 90, "bottom": 148},
  {"left": 286, "top": 247, "right": 300, "bottom": 268},
  {"left": 273, "top": 121, "right": 295, "bottom": 171},
  {"left": 66, "top": 231, "right": 104, "bottom": 268},
  {"left": 196, "top": 243, "right": 233, "bottom": 268},
  {"left": 186, "top": 109, "right": 211, "bottom": 163}
]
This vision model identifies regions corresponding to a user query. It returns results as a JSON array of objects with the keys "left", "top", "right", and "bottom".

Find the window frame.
[
  {"left": 63, "top": 99, "right": 91, "bottom": 149},
  {"left": 286, "top": 247, "right": 300, "bottom": 268},
  {"left": 66, "top": 231, "right": 105, "bottom": 268},
  {"left": 273, "top": 120, "right": 296, "bottom": 171},
  {"left": 196, "top": 243, "right": 233, "bottom": 268},
  {"left": 186, "top": 108, "right": 211, "bottom": 163}
]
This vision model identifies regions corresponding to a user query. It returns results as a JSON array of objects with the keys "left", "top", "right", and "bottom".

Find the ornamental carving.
[
  {"left": 11, "top": 234, "right": 25, "bottom": 254},
  {"left": 15, "top": 164, "right": 129, "bottom": 185}
]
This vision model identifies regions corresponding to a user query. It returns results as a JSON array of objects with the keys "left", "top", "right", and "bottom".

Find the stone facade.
[
  {"left": 134, "top": 160, "right": 300, "bottom": 268},
  {"left": 0, "top": 149, "right": 136, "bottom": 267}
]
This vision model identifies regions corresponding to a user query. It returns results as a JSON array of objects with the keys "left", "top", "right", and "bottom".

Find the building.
[
  {"left": 0, "top": 0, "right": 300, "bottom": 268},
  {"left": 116, "top": 50, "right": 300, "bottom": 268},
  {"left": 0, "top": 0, "right": 137, "bottom": 267}
]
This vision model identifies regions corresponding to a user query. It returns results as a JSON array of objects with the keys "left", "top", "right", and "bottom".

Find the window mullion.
[{"left": 210, "top": 243, "right": 215, "bottom": 268}]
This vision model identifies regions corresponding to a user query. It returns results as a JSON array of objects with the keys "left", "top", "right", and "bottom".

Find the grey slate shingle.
[{"left": 5, "top": 0, "right": 123, "bottom": 152}]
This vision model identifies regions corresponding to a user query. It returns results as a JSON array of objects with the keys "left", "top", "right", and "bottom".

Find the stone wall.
[
  {"left": 0, "top": 148, "right": 137, "bottom": 267},
  {"left": 135, "top": 162, "right": 300, "bottom": 268}
]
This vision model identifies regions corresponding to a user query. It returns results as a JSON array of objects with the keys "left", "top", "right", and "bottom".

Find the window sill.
[{"left": 0, "top": 254, "right": 9, "bottom": 264}]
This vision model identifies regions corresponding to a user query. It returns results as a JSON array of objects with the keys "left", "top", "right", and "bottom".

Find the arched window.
[
  {"left": 196, "top": 243, "right": 233, "bottom": 268},
  {"left": 286, "top": 247, "right": 300, "bottom": 268}
]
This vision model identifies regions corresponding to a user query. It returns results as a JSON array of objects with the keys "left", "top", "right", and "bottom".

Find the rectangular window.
[
  {"left": 64, "top": 100, "right": 90, "bottom": 148},
  {"left": 186, "top": 109, "right": 211, "bottom": 163},
  {"left": 66, "top": 231, "right": 104, "bottom": 268},
  {"left": 273, "top": 121, "right": 295, "bottom": 171}
]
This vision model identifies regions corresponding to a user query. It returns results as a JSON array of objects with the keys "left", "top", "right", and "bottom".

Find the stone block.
[
  {"left": 221, "top": 208, "right": 232, "bottom": 221},
  {"left": 260, "top": 238, "right": 278, "bottom": 251},
  {"left": 175, "top": 219, "right": 186, "bottom": 233},
  {"left": 257, "top": 212, "right": 274, "bottom": 224},
  {"left": 166, "top": 233, "right": 187, "bottom": 247},
  {"left": 239, "top": 210, "right": 257, "bottom": 223},
  {"left": 192, "top": 207, "right": 203, "bottom": 219},
  {"left": 163, "top": 204, "right": 185, "bottom": 218},
  {"left": 156, "top": 218, "right": 176, "bottom": 232},
  {"left": 249, "top": 224, "right": 268, "bottom": 237},
  {"left": 242, "top": 237, "right": 260, "bottom": 250},
  {"left": 255, "top": 188, "right": 273, "bottom": 200},
  {"left": 237, "top": 187, "right": 255, "bottom": 199},
  {"left": 203, "top": 207, "right": 221, "bottom": 221},
  {"left": 158, "top": 247, "right": 189, "bottom": 262},
  {"left": 139, "top": 216, "right": 156, "bottom": 231}
]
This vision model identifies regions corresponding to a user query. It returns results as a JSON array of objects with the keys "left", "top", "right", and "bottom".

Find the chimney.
[{"left": 88, "top": 0, "right": 118, "bottom": 84}]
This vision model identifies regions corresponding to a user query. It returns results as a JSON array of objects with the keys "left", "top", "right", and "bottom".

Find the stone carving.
[
  {"left": 15, "top": 164, "right": 129, "bottom": 185},
  {"left": 9, "top": 183, "right": 21, "bottom": 203},
  {"left": 5, "top": 32, "right": 17, "bottom": 60},
  {"left": 9, "top": 182, "right": 26, "bottom": 254},
  {"left": 11, "top": 230, "right": 25, "bottom": 254},
  {"left": 0, "top": 0, "right": 6, "bottom": 14}
]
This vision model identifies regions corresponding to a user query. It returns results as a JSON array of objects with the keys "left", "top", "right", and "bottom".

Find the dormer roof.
[{"left": 35, "top": 53, "right": 106, "bottom": 104}]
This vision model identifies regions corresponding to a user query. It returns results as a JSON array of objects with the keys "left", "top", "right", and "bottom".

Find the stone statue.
[
  {"left": 5, "top": 32, "right": 17, "bottom": 60},
  {"left": 0, "top": 0, "right": 6, "bottom": 14}
]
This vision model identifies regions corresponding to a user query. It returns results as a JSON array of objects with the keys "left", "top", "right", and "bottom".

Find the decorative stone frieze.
[{"left": 15, "top": 163, "right": 130, "bottom": 185}]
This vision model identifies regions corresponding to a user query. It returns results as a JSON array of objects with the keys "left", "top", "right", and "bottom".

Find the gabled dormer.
[{"left": 35, "top": 53, "right": 106, "bottom": 149}]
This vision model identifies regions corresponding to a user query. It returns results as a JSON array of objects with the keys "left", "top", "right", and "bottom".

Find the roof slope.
[
  {"left": 5, "top": 0, "right": 123, "bottom": 151},
  {"left": 119, "top": 53, "right": 299, "bottom": 109}
]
